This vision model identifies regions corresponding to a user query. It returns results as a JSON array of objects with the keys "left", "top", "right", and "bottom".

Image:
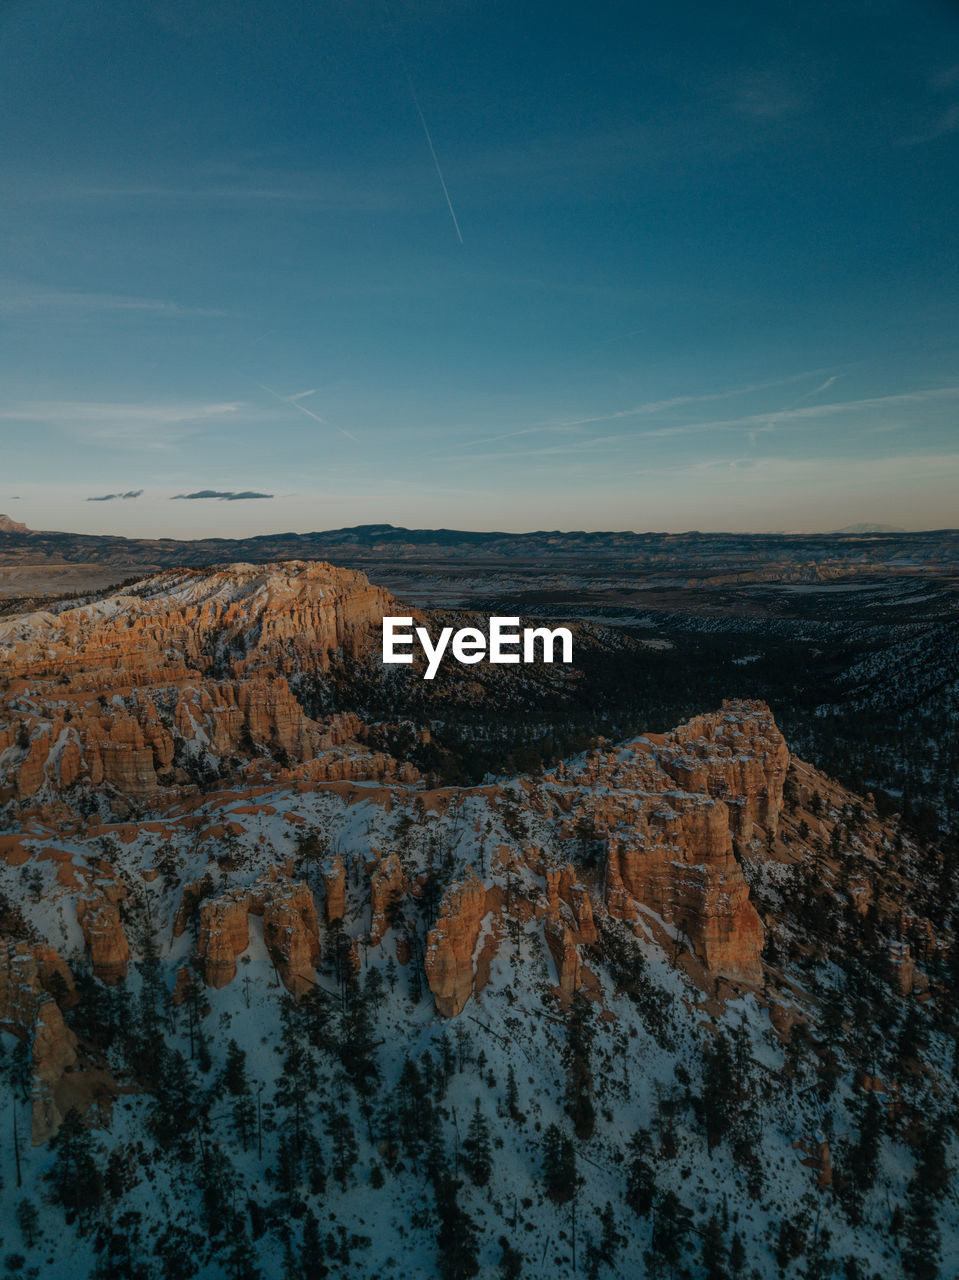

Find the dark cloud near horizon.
[
  {"left": 86, "top": 489, "right": 144, "bottom": 501},
  {"left": 171, "top": 489, "right": 274, "bottom": 501}
]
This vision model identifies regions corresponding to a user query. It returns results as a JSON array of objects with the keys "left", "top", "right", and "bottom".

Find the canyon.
[{"left": 0, "top": 555, "right": 952, "bottom": 1280}]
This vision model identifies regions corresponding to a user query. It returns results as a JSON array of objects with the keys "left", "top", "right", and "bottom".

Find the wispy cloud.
[
  {"left": 0, "top": 285, "right": 229, "bottom": 318},
  {"left": 14, "top": 163, "right": 408, "bottom": 214},
  {"left": 86, "top": 489, "right": 143, "bottom": 501},
  {"left": 899, "top": 63, "right": 959, "bottom": 145},
  {"left": 0, "top": 400, "right": 243, "bottom": 449},
  {"left": 171, "top": 490, "right": 273, "bottom": 501},
  {"left": 900, "top": 102, "right": 959, "bottom": 146},
  {"left": 437, "top": 369, "right": 837, "bottom": 453},
  {"left": 728, "top": 71, "right": 804, "bottom": 121},
  {"left": 632, "top": 451, "right": 959, "bottom": 488},
  {"left": 930, "top": 64, "right": 959, "bottom": 92},
  {"left": 640, "top": 385, "right": 959, "bottom": 442}
]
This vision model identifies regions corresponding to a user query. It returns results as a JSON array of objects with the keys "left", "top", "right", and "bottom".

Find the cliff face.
[
  {"left": 413, "top": 702, "right": 784, "bottom": 1015},
  {"left": 523, "top": 700, "right": 786, "bottom": 986},
  {"left": 0, "top": 561, "right": 397, "bottom": 804},
  {"left": 192, "top": 869, "right": 321, "bottom": 996},
  {"left": 656, "top": 701, "right": 790, "bottom": 842},
  {"left": 369, "top": 852, "right": 405, "bottom": 946},
  {"left": 0, "top": 940, "right": 78, "bottom": 1144},
  {"left": 76, "top": 896, "right": 130, "bottom": 984},
  {"left": 425, "top": 875, "right": 490, "bottom": 1017}
]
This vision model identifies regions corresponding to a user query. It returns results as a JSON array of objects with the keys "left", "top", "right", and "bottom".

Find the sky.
[{"left": 2, "top": 0, "right": 958, "bottom": 536}]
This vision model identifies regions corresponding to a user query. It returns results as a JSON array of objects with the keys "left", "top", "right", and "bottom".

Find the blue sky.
[{"left": 2, "top": 0, "right": 958, "bottom": 534}]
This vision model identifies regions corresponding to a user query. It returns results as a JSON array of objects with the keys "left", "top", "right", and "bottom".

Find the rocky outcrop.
[
  {"left": 888, "top": 940, "right": 916, "bottom": 996},
  {"left": 284, "top": 752, "right": 419, "bottom": 786},
  {"left": 196, "top": 870, "right": 321, "bottom": 995},
  {"left": 543, "top": 865, "right": 595, "bottom": 1000},
  {"left": 794, "top": 1131, "right": 833, "bottom": 1191},
  {"left": 76, "top": 897, "right": 129, "bottom": 983},
  {"left": 370, "top": 852, "right": 405, "bottom": 945},
  {"left": 607, "top": 798, "right": 764, "bottom": 982},
  {"left": 425, "top": 874, "right": 490, "bottom": 1017},
  {"left": 545, "top": 918, "right": 581, "bottom": 1000},
  {"left": 418, "top": 705, "right": 777, "bottom": 1011},
  {"left": 261, "top": 884, "right": 322, "bottom": 997},
  {"left": 656, "top": 701, "right": 790, "bottom": 842},
  {"left": 172, "top": 875, "right": 216, "bottom": 938},
  {"left": 0, "top": 560, "right": 397, "bottom": 804},
  {"left": 546, "top": 865, "right": 598, "bottom": 947},
  {"left": 0, "top": 940, "right": 78, "bottom": 1144},
  {"left": 197, "top": 892, "right": 251, "bottom": 989},
  {"left": 323, "top": 856, "right": 346, "bottom": 923},
  {"left": 542, "top": 700, "right": 776, "bottom": 985}
]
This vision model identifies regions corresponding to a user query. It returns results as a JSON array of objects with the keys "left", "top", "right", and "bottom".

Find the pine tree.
[
  {"left": 304, "top": 1132, "right": 327, "bottom": 1195},
  {"left": 221, "top": 1038, "right": 248, "bottom": 1095},
  {"left": 701, "top": 1214, "right": 728, "bottom": 1280},
  {"left": 625, "top": 1128, "right": 656, "bottom": 1216},
  {"left": 597, "top": 1201, "right": 622, "bottom": 1268},
  {"left": 646, "top": 1191, "right": 692, "bottom": 1278},
  {"left": 408, "top": 950, "right": 423, "bottom": 1004},
  {"left": 338, "top": 975, "right": 381, "bottom": 1095},
  {"left": 150, "top": 1047, "right": 203, "bottom": 1154},
  {"left": 497, "top": 1237, "right": 523, "bottom": 1280},
  {"left": 46, "top": 1107, "right": 104, "bottom": 1223},
  {"left": 897, "top": 1006, "right": 927, "bottom": 1063},
  {"left": 849, "top": 1089, "right": 882, "bottom": 1193},
  {"left": 153, "top": 1222, "right": 205, "bottom": 1280},
  {"left": 542, "top": 1123, "right": 577, "bottom": 1204},
  {"left": 15, "top": 1198, "right": 39, "bottom": 1249},
  {"left": 226, "top": 1224, "right": 262, "bottom": 1280},
  {"left": 327, "top": 1107, "right": 358, "bottom": 1191},
  {"left": 275, "top": 1000, "right": 318, "bottom": 1161},
  {"left": 701, "top": 1031, "right": 736, "bottom": 1152},
  {"left": 394, "top": 1056, "right": 435, "bottom": 1171},
  {"left": 276, "top": 1131, "right": 299, "bottom": 1196},
  {"left": 300, "top": 1210, "right": 328, "bottom": 1280},
  {"left": 462, "top": 1099, "right": 492, "bottom": 1187},
  {"left": 232, "top": 1090, "right": 256, "bottom": 1153},
  {"left": 563, "top": 991, "right": 596, "bottom": 1140},
  {"left": 506, "top": 1063, "right": 523, "bottom": 1122},
  {"left": 434, "top": 1168, "right": 480, "bottom": 1279},
  {"left": 728, "top": 1232, "right": 746, "bottom": 1273},
  {"left": 914, "top": 1119, "right": 950, "bottom": 1201}
]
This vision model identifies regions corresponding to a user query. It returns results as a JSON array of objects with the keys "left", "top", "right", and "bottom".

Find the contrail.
[
  {"left": 405, "top": 73, "right": 464, "bottom": 244},
  {"left": 384, "top": 0, "right": 463, "bottom": 244},
  {"left": 257, "top": 383, "right": 360, "bottom": 443}
]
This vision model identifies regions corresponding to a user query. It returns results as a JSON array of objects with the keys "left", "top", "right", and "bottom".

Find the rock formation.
[
  {"left": 323, "top": 856, "right": 346, "bottom": 923},
  {"left": 425, "top": 874, "right": 491, "bottom": 1016},
  {"left": 76, "top": 896, "right": 130, "bottom": 983},
  {"left": 0, "top": 560, "right": 398, "bottom": 805},
  {"left": 369, "top": 852, "right": 405, "bottom": 945},
  {"left": 656, "top": 701, "right": 790, "bottom": 842},
  {"left": 540, "top": 701, "right": 782, "bottom": 984},
  {"left": 0, "top": 940, "right": 78, "bottom": 1144},
  {"left": 194, "top": 870, "right": 321, "bottom": 995}
]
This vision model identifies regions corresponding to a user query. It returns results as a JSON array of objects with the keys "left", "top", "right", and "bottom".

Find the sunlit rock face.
[
  {"left": 0, "top": 560, "right": 398, "bottom": 804},
  {"left": 0, "top": 940, "right": 78, "bottom": 1144}
]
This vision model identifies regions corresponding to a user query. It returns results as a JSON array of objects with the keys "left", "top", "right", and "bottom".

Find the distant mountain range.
[
  {"left": 832, "top": 522, "right": 907, "bottom": 534},
  {"left": 1, "top": 519, "right": 956, "bottom": 610},
  {"left": 0, "top": 516, "right": 952, "bottom": 571}
]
